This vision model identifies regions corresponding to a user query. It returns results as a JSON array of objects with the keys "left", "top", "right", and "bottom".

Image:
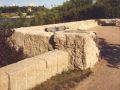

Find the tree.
[{"left": 96, "top": 0, "right": 120, "bottom": 18}]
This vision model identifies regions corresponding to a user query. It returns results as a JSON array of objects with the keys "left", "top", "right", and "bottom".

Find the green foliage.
[
  {"left": 0, "top": 22, "right": 15, "bottom": 37},
  {"left": 0, "top": 22, "right": 25, "bottom": 67},
  {"left": 0, "top": 0, "right": 120, "bottom": 27},
  {"left": 96, "top": 0, "right": 120, "bottom": 18}
]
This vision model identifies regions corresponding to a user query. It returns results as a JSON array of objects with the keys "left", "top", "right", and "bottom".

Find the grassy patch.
[{"left": 30, "top": 69, "right": 92, "bottom": 90}]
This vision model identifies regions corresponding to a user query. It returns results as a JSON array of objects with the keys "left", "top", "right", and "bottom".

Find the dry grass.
[{"left": 30, "top": 69, "right": 92, "bottom": 90}]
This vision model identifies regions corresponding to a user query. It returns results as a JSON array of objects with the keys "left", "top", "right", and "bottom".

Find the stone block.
[
  {"left": 0, "top": 70, "right": 8, "bottom": 90},
  {"left": 54, "top": 30, "right": 99, "bottom": 70}
]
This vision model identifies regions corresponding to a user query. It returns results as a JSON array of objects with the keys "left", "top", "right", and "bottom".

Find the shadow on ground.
[{"left": 98, "top": 38, "right": 120, "bottom": 68}]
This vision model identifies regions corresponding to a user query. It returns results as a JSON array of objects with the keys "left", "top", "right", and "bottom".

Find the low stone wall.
[
  {"left": 8, "top": 20, "right": 100, "bottom": 69},
  {"left": 99, "top": 19, "right": 120, "bottom": 26},
  {"left": 10, "top": 20, "right": 98, "bottom": 57},
  {"left": 43, "top": 19, "right": 98, "bottom": 30},
  {"left": 0, "top": 50, "right": 70, "bottom": 90},
  {"left": 0, "top": 20, "right": 100, "bottom": 90},
  {"left": 11, "top": 31, "right": 54, "bottom": 57},
  {"left": 10, "top": 30, "right": 99, "bottom": 70}
]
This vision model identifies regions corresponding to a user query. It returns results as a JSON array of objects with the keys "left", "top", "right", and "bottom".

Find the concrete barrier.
[{"left": 0, "top": 50, "right": 70, "bottom": 90}]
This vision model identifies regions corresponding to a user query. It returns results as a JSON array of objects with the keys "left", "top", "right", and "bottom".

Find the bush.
[{"left": 0, "top": 22, "right": 25, "bottom": 67}]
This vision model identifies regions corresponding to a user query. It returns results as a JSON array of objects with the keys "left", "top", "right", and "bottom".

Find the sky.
[{"left": 0, "top": 0, "right": 67, "bottom": 8}]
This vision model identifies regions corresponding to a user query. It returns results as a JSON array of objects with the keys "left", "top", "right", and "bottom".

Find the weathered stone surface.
[
  {"left": 45, "top": 26, "right": 67, "bottom": 32},
  {"left": 10, "top": 31, "right": 54, "bottom": 57},
  {"left": 116, "top": 20, "right": 120, "bottom": 27},
  {"left": 54, "top": 30, "right": 99, "bottom": 70},
  {"left": 35, "top": 50, "right": 70, "bottom": 80},
  {"left": 0, "top": 20, "right": 100, "bottom": 90},
  {"left": 45, "top": 27, "right": 56, "bottom": 32},
  {"left": 0, "top": 50, "right": 70, "bottom": 90},
  {"left": 9, "top": 20, "right": 98, "bottom": 58},
  {"left": 0, "top": 70, "right": 8, "bottom": 90}
]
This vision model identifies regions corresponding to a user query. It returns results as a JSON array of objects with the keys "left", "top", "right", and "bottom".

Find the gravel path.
[{"left": 73, "top": 26, "right": 120, "bottom": 90}]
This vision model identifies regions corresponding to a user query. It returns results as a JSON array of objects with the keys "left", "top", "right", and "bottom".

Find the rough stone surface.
[
  {"left": 0, "top": 20, "right": 100, "bottom": 90},
  {"left": 45, "top": 26, "right": 67, "bottom": 32},
  {"left": 0, "top": 50, "right": 70, "bottom": 90},
  {"left": 10, "top": 31, "right": 54, "bottom": 57},
  {"left": 116, "top": 19, "right": 120, "bottom": 27},
  {"left": 9, "top": 20, "right": 98, "bottom": 58},
  {"left": 54, "top": 30, "right": 99, "bottom": 69}
]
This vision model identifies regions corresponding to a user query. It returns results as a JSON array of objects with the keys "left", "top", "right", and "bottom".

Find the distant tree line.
[{"left": 0, "top": 0, "right": 120, "bottom": 27}]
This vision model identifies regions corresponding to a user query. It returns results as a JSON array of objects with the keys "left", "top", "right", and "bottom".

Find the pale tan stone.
[
  {"left": 54, "top": 30, "right": 99, "bottom": 70},
  {"left": 0, "top": 57, "right": 46, "bottom": 90},
  {"left": 0, "top": 50, "right": 70, "bottom": 90},
  {"left": 0, "top": 70, "right": 8, "bottom": 90},
  {"left": 0, "top": 19, "right": 101, "bottom": 90},
  {"left": 35, "top": 50, "right": 70, "bottom": 79},
  {"left": 11, "top": 31, "right": 54, "bottom": 57},
  {"left": 9, "top": 20, "right": 99, "bottom": 58}
]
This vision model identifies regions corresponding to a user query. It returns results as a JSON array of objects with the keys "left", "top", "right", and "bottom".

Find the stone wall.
[
  {"left": 10, "top": 29, "right": 99, "bottom": 70},
  {"left": 11, "top": 31, "right": 54, "bottom": 57},
  {"left": 43, "top": 19, "right": 98, "bottom": 30},
  {"left": 0, "top": 50, "right": 70, "bottom": 90},
  {"left": 0, "top": 20, "right": 100, "bottom": 90},
  {"left": 10, "top": 20, "right": 99, "bottom": 57}
]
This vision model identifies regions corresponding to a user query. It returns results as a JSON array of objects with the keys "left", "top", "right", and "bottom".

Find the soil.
[{"left": 73, "top": 26, "right": 120, "bottom": 90}]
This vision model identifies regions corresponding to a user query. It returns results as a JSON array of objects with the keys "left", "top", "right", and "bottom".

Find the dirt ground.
[{"left": 73, "top": 26, "right": 120, "bottom": 90}]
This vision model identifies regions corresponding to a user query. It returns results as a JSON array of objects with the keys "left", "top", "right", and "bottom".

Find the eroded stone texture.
[
  {"left": 54, "top": 30, "right": 99, "bottom": 70},
  {"left": 116, "top": 20, "right": 120, "bottom": 27},
  {"left": 8, "top": 20, "right": 99, "bottom": 59},
  {"left": 10, "top": 31, "right": 54, "bottom": 57}
]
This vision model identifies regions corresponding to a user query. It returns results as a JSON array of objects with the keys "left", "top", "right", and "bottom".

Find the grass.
[{"left": 30, "top": 69, "right": 92, "bottom": 90}]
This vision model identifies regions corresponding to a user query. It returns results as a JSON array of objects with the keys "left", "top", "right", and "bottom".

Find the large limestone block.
[
  {"left": 11, "top": 31, "right": 54, "bottom": 57},
  {"left": 0, "top": 70, "right": 8, "bottom": 90},
  {"left": 0, "top": 50, "right": 70, "bottom": 90},
  {"left": 83, "top": 33, "right": 99, "bottom": 69},
  {"left": 35, "top": 50, "right": 70, "bottom": 80},
  {"left": 0, "top": 57, "right": 46, "bottom": 90},
  {"left": 116, "top": 19, "right": 120, "bottom": 27},
  {"left": 54, "top": 30, "right": 99, "bottom": 70},
  {"left": 9, "top": 19, "right": 98, "bottom": 58}
]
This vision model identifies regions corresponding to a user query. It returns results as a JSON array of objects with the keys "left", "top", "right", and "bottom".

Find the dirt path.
[{"left": 73, "top": 26, "right": 120, "bottom": 90}]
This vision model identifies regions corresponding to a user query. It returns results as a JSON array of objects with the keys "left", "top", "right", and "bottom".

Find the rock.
[
  {"left": 45, "top": 26, "right": 67, "bottom": 32},
  {"left": 54, "top": 30, "right": 99, "bottom": 70},
  {"left": 45, "top": 27, "right": 56, "bottom": 32},
  {"left": 0, "top": 70, "right": 8, "bottom": 90},
  {"left": 116, "top": 20, "right": 120, "bottom": 27},
  {"left": 10, "top": 31, "right": 54, "bottom": 57}
]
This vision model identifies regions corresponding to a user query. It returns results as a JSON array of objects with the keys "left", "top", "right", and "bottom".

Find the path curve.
[{"left": 73, "top": 26, "right": 120, "bottom": 90}]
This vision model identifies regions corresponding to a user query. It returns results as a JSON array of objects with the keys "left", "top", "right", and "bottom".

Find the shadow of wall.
[{"left": 98, "top": 38, "right": 120, "bottom": 68}]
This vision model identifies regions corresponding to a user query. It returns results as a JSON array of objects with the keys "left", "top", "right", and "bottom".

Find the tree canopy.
[{"left": 0, "top": 0, "right": 119, "bottom": 27}]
